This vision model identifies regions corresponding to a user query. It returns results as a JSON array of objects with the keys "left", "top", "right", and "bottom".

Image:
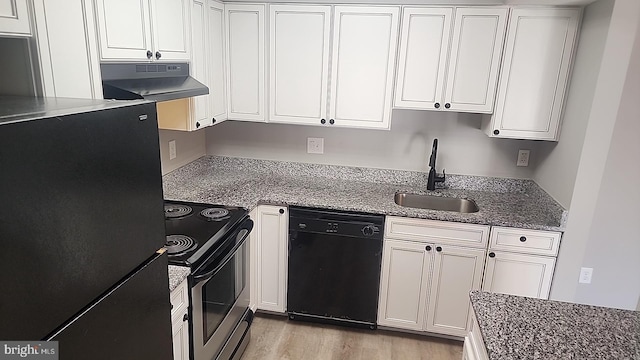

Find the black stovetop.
[{"left": 164, "top": 200, "right": 248, "bottom": 268}]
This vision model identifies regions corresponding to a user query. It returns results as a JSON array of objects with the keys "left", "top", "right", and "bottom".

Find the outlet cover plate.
[
  {"left": 307, "top": 137, "right": 324, "bottom": 154},
  {"left": 169, "top": 140, "right": 177, "bottom": 160},
  {"left": 579, "top": 267, "right": 593, "bottom": 284},
  {"left": 517, "top": 149, "right": 530, "bottom": 167}
]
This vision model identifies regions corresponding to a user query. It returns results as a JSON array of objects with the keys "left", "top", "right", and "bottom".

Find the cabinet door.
[
  {"left": 329, "top": 6, "right": 399, "bottom": 129},
  {"left": 0, "top": 0, "right": 30, "bottom": 36},
  {"left": 150, "top": 0, "right": 190, "bottom": 61},
  {"left": 394, "top": 7, "right": 452, "bottom": 110},
  {"left": 269, "top": 5, "right": 331, "bottom": 125},
  {"left": 482, "top": 251, "right": 556, "bottom": 299},
  {"left": 95, "top": 0, "right": 153, "bottom": 61},
  {"left": 190, "top": 0, "right": 210, "bottom": 129},
  {"left": 32, "top": 0, "right": 102, "bottom": 99},
  {"left": 425, "top": 245, "right": 485, "bottom": 337},
  {"left": 489, "top": 8, "right": 580, "bottom": 140},
  {"left": 225, "top": 4, "right": 265, "bottom": 122},
  {"left": 255, "top": 205, "right": 288, "bottom": 313},
  {"left": 171, "top": 309, "right": 190, "bottom": 360},
  {"left": 444, "top": 7, "right": 507, "bottom": 113},
  {"left": 207, "top": 0, "right": 227, "bottom": 124},
  {"left": 377, "top": 239, "right": 432, "bottom": 331}
]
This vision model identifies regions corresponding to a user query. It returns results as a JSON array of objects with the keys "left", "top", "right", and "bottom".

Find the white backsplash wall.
[
  {"left": 205, "top": 110, "right": 542, "bottom": 178},
  {"left": 158, "top": 129, "right": 206, "bottom": 175}
]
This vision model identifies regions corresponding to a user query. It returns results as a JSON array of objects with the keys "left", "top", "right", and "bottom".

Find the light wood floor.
[{"left": 241, "top": 313, "right": 463, "bottom": 360}]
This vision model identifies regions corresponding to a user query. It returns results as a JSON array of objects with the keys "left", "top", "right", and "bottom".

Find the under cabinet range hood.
[{"left": 101, "top": 62, "right": 208, "bottom": 102}]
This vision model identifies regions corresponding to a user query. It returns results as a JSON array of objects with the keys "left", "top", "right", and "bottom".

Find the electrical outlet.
[
  {"left": 579, "top": 267, "right": 593, "bottom": 284},
  {"left": 307, "top": 137, "right": 324, "bottom": 154},
  {"left": 169, "top": 140, "right": 177, "bottom": 160},
  {"left": 517, "top": 149, "right": 530, "bottom": 167}
]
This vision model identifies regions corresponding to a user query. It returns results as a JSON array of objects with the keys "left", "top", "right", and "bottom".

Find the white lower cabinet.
[
  {"left": 170, "top": 279, "right": 190, "bottom": 360},
  {"left": 377, "top": 239, "right": 432, "bottom": 331},
  {"left": 481, "top": 227, "right": 561, "bottom": 299},
  {"left": 463, "top": 312, "right": 489, "bottom": 360},
  {"left": 252, "top": 205, "right": 288, "bottom": 313},
  {"left": 171, "top": 309, "right": 189, "bottom": 360},
  {"left": 378, "top": 217, "right": 489, "bottom": 337},
  {"left": 426, "top": 245, "right": 485, "bottom": 337}
]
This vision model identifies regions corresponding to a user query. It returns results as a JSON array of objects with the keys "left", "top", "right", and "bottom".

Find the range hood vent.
[{"left": 101, "top": 63, "right": 208, "bottom": 102}]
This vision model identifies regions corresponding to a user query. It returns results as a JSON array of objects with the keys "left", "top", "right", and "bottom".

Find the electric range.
[{"left": 164, "top": 200, "right": 254, "bottom": 360}]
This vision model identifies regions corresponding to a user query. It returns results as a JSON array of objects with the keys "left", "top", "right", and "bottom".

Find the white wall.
[
  {"left": 206, "top": 110, "right": 541, "bottom": 178},
  {"left": 158, "top": 129, "right": 206, "bottom": 175},
  {"left": 534, "top": 0, "right": 614, "bottom": 209},
  {"left": 574, "top": 41, "right": 640, "bottom": 308},
  {"left": 550, "top": 0, "right": 640, "bottom": 309}
]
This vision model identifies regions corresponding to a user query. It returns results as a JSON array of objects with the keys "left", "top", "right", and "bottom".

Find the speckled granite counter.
[
  {"left": 470, "top": 291, "right": 640, "bottom": 359},
  {"left": 168, "top": 265, "right": 190, "bottom": 292},
  {"left": 162, "top": 156, "right": 567, "bottom": 231}
]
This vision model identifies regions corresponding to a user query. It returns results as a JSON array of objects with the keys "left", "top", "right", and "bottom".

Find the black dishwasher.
[{"left": 287, "top": 207, "right": 384, "bottom": 329}]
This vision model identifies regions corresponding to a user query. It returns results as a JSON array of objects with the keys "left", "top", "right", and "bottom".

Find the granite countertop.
[
  {"left": 168, "top": 265, "right": 190, "bottom": 292},
  {"left": 162, "top": 156, "right": 567, "bottom": 231},
  {"left": 470, "top": 291, "right": 640, "bottom": 359}
]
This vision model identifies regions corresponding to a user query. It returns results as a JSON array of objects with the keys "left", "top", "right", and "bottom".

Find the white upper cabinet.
[
  {"left": 207, "top": 0, "right": 227, "bottom": 124},
  {"left": 395, "top": 7, "right": 507, "bottom": 114},
  {"left": 269, "top": 5, "right": 331, "bottom": 125},
  {"left": 95, "top": 0, "right": 190, "bottom": 62},
  {"left": 394, "top": 8, "right": 452, "bottom": 110},
  {"left": 0, "top": 0, "right": 31, "bottom": 36},
  {"left": 485, "top": 8, "right": 581, "bottom": 140},
  {"left": 190, "top": 0, "right": 209, "bottom": 129},
  {"left": 444, "top": 8, "right": 507, "bottom": 113},
  {"left": 32, "top": 0, "right": 102, "bottom": 99},
  {"left": 225, "top": 3, "right": 265, "bottom": 122},
  {"left": 149, "top": 0, "right": 190, "bottom": 61},
  {"left": 329, "top": 6, "right": 399, "bottom": 129}
]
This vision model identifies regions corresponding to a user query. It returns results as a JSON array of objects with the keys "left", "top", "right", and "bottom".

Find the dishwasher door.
[{"left": 287, "top": 207, "right": 384, "bottom": 329}]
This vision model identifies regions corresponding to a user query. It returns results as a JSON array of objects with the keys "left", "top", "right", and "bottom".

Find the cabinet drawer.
[
  {"left": 490, "top": 227, "right": 561, "bottom": 256},
  {"left": 170, "top": 280, "right": 189, "bottom": 319},
  {"left": 385, "top": 217, "right": 489, "bottom": 248}
]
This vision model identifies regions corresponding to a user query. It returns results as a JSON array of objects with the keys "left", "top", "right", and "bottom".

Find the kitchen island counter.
[
  {"left": 168, "top": 265, "right": 190, "bottom": 292},
  {"left": 162, "top": 156, "right": 567, "bottom": 231},
  {"left": 469, "top": 290, "right": 640, "bottom": 359}
]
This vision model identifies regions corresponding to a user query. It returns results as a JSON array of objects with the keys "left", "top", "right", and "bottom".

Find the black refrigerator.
[{"left": 0, "top": 96, "right": 173, "bottom": 359}]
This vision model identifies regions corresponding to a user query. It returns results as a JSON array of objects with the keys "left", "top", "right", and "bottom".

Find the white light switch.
[
  {"left": 517, "top": 149, "right": 530, "bottom": 167},
  {"left": 579, "top": 267, "right": 593, "bottom": 284},
  {"left": 169, "top": 140, "right": 177, "bottom": 160},
  {"left": 307, "top": 137, "right": 324, "bottom": 154}
]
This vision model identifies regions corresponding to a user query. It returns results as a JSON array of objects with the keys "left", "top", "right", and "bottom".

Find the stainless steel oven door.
[{"left": 191, "top": 222, "right": 251, "bottom": 360}]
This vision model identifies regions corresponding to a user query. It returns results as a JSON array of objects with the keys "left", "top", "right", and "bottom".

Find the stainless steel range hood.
[{"left": 101, "top": 63, "right": 208, "bottom": 102}]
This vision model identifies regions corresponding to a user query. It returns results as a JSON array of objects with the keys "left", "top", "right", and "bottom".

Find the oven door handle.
[{"left": 192, "top": 227, "right": 250, "bottom": 285}]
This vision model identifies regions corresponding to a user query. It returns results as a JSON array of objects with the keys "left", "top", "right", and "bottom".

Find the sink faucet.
[{"left": 427, "top": 138, "right": 445, "bottom": 190}]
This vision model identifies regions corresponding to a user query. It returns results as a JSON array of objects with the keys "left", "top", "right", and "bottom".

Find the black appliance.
[
  {"left": 101, "top": 62, "right": 209, "bottom": 102},
  {"left": 164, "top": 200, "right": 254, "bottom": 360},
  {"left": 0, "top": 96, "right": 173, "bottom": 359},
  {"left": 287, "top": 207, "right": 385, "bottom": 329}
]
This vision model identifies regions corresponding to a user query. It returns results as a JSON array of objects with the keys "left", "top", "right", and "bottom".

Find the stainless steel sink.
[{"left": 394, "top": 193, "right": 479, "bottom": 213}]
